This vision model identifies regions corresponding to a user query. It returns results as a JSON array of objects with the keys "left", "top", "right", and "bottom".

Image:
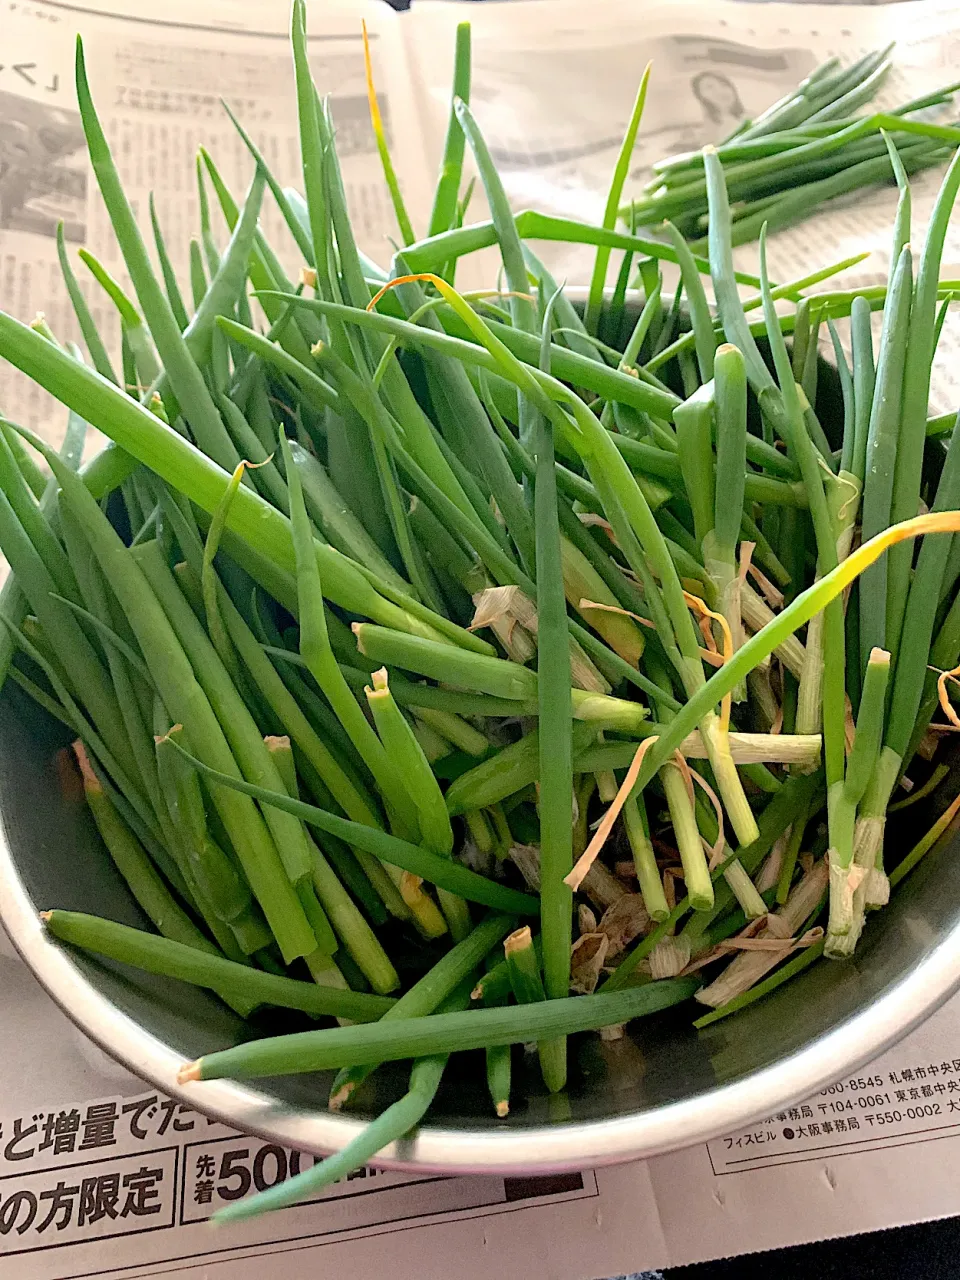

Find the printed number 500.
[{"left": 217, "top": 1145, "right": 310, "bottom": 1201}]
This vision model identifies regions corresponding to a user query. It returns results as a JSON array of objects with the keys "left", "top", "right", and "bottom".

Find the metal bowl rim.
[
  {"left": 0, "top": 311, "right": 942, "bottom": 1169},
  {"left": 4, "top": 810, "right": 960, "bottom": 1173}
]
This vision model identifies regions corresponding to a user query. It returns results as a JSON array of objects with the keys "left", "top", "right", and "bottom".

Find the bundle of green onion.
[
  {"left": 2, "top": 9, "right": 960, "bottom": 1223},
  {"left": 623, "top": 44, "right": 960, "bottom": 252}
]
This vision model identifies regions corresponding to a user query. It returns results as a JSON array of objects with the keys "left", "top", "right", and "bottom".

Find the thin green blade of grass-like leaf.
[
  {"left": 585, "top": 63, "right": 651, "bottom": 336},
  {"left": 711, "top": 345, "right": 748, "bottom": 557},
  {"left": 704, "top": 148, "right": 773, "bottom": 393},
  {"left": 399, "top": 209, "right": 764, "bottom": 287},
  {"left": 77, "top": 249, "right": 160, "bottom": 390},
  {"left": 189, "top": 240, "right": 207, "bottom": 311},
  {"left": 196, "top": 154, "right": 221, "bottom": 276},
  {"left": 849, "top": 294, "right": 875, "bottom": 487},
  {"left": 201, "top": 460, "right": 247, "bottom": 678},
  {"left": 858, "top": 242, "right": 913, "bottom": 670},
  {"left": 56, "top": 222, "right": 117, "bottom": 384},
  {"left": 453, "top": 99, "right": 537, "bottom": 338},
  {"left": 674, "top": 381, "right": 716, "bottom": 548},
  {"left": 0, "top": 317, "right": 473, "bottom": 650},
  {"left": 169, "top": 738, "right": 539, "bottom": 916},
  {"left": 615, "top": 275, "right": 663, "bottom": 378},
  {"left": 706, "top": 343, "right": 748, "bottom": 700},
  {"left": 758, "top": 228, "right": 845, "bottom": 793},
  {"left": 187, "top": 977, "right": 700, "bottom": 1082},
  {"left": 0, "top": 419, "right": 47, "bottom": 501},
  {"left": 278, "top": 429, "right": 423, "bottom": 842},
  {"left": 362, "top": 21, "right": 415, "bottom": 245},
  {"left": 266, "top": 291, "right": 681, "bottom": 421},
  {"left": 75, "top": 37, "right": 239, "bottom": 471},
  {"left": 17, "top": 426, "right": 318, "bottom": 963},
  {"left": 453, "top": 96, "right": 541, "bottom": 464},
  {"left": 665, "top": 221, "right": 716, "bottom": 380},
  {"left": 533, "top": 287, "right": 574, "bottom": 1092},
  {"left": 197, "top": 147, "right": 318, "bottom": 366},
  {"left": 428, "top": 23, "right": 471, "bottom": 240},
  {"left": 886, "top": 148, "right": 960, "bottom": 663},
  {"left": 222, "top": 102, "right": 314, "bottom": 266},
  {"left": 882, "top": 131, "right": 912, "bottom": 282},
  {"left": 327, "top": 913, "right": 516, "bottom": 1109},
  {"left": 149, "top": 194, "right": 190, "bottom": 330},
  {"left": 830, "top": 319, "right": 856, "bottom": 476},
  {"left": 522, "top": 245, "right": 600, "bottom": 364},
  {"left": 219, "top": 1036, "right": 452, "bottom": 1222},
  {"left": 133, "top": 539, "right": 319, "bottom": 893},
  {"left": 178, "top": 168, "right": 267, "bottom": 374},
  {"left": 316, "top": 93, "right": 373, "bottom": 312}
]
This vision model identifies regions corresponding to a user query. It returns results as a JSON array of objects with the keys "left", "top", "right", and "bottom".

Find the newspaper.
[
  {"left": 3, "top": 0, "right": 960, "bottom": 1274},
  {"left": 0, "top": 0, "right": 430, "bottom": 448},
  {"left": 6, "top": 923, "right": 960, "bottom": 1278},
  {"left": 5, "top": 0, "right": 960, "bottom": 447},
  {"left": 410, "top": 0, "right": 960, "bottom": 408}
]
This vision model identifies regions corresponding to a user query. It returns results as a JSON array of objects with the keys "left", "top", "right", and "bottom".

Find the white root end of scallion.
[
  {"left": 825, "top": 851, "right": 867, "bottom": 942},
  {"left": 697, "top": 860, "right": 828, "bottom": 1006}
]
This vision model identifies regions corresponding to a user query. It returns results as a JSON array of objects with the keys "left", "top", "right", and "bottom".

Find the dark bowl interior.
[
  {"left": 2, "top": 303, "right": 959, "bottom": 1165},
  {"left": 3, "top": 674, "right": 960, "bottom": 1161}
]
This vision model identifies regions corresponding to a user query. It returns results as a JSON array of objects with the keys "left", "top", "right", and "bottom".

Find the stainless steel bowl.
[{"left": 3, "top": 689, "right": 960, "bottom": 1173}]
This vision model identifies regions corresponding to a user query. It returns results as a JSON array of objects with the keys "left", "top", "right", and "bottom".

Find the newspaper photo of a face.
[{"left": 0, "top": 91, "right": 87, "bottom": 242}]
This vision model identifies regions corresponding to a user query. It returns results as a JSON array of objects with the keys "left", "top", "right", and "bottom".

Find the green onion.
[
  {"left": 43, "top": 908, "right": 393, "bottom": 1021},
  {"left": 182, "top": 977, "right": 700, "bottom": 1081},
  {"left": 2, "top": 33, "right": 960, "bottom": 1200}
]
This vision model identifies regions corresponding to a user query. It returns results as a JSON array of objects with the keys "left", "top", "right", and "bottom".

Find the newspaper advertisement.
[
  {"left": 7, "top": 921, "right": 960, "bottom": 1278},
  {"left": 0, "top": 928, "right": 663, "bottom": 1280}
]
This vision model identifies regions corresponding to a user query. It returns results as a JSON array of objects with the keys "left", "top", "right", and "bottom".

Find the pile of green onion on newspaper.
[{"left": 1, "top": 6, "right": 960, "bottom": 1221}]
